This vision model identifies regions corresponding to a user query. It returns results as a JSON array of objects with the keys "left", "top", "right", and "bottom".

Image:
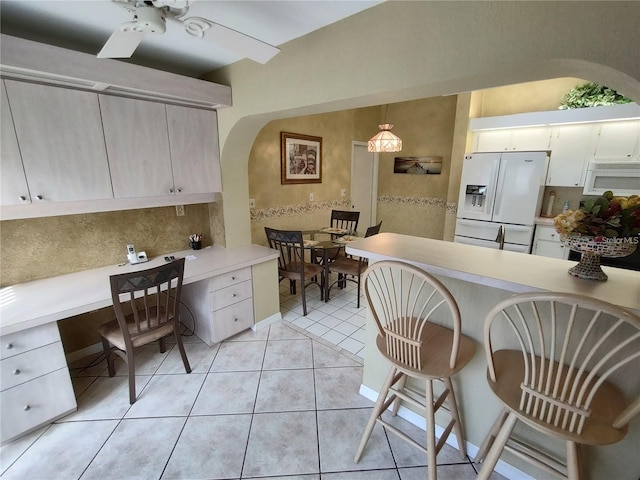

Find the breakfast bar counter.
[{"left": 346, "top": 233, "right": 640, "bottom": 480}]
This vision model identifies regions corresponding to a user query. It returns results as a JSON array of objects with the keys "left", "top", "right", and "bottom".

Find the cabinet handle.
[
  {"left": 231, "top": 276, "right": 236, "bottom": 281},
  {"left": 36, "top": 195, "right": 43, "bottom": 201},
  {"left": 234, "top": 318, "right": 238, "bottom": 322},
  {"left": 23, "top": 405, "right": 31, "bottom": 411},
  {"left": 6, "top": 343, "right": 13, "bottom": 350},
  {"left": 19, "top": 195, "right": 27, "bottom": 201},
  {"left": 232, "top": 293, "right": 237, "bottom": 298},
  {"left": 169, "top": 188, "right": 175, "bottom": 193},
  {"left": 13, "top": 369, "right": 21, "bottom": 375},
  {"left": 176, "top": 188, "right": 182, "bottom": 193}
]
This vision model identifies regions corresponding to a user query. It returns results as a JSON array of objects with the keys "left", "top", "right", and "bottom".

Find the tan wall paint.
[
  {"left": 206, "top": 1, "right": 640, "bottom": 249},
  {"left": 1, "top": 204, "right": 216, "bottom": 351}
]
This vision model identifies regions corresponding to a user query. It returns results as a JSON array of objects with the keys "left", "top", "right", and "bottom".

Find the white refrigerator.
[{"left": 454, "top": 151, "right": 549, "bottom": 252}]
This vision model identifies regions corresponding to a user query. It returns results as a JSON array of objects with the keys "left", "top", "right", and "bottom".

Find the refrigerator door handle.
[{"left": 493, "top": 160, "right": 507, "bottom": 217}]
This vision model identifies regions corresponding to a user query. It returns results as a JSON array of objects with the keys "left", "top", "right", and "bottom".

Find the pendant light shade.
[{"left": 367, "top": 124, "right": 403, "bottom": 152}]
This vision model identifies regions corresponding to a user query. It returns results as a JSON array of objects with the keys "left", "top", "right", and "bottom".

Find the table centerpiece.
[{"left": 554, "top": 191, "right": 640, "bottom": 281}]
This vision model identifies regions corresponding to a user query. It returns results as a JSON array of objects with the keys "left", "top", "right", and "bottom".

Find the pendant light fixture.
[{"left": 368, "top": 104, "right": 402, "bottom": 153}]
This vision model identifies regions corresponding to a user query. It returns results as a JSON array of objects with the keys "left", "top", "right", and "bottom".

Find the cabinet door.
[
  {"left": 100, "top": 95, "right": 173, "bottom": 198},
  {"left": 4, "top": 80, "right": 113, "bottom": 202},
  {"left": 166, "top": 105, "right": 222, "bottom": 194},
  {"left": 546, "top": 124, "right": 598, "bottom": 186},
  {"left": 532, "top": 226, "right": 568, "bottom": 259},
  {"left": 474, "top": 130, "right": 512, "bottom": 152},
  {"left": 593, "top": 120, "right": 640, "bottom": 160},
  {"left": 510, "top": 127, "right": 551, "bottom": 151},
  {"left": 1, "top": 81, "right": 31, "bottom": 206}
]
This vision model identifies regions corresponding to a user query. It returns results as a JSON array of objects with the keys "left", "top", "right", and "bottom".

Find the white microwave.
[{"left": 583, "top": 160, "right": 640, "bottom": 196}]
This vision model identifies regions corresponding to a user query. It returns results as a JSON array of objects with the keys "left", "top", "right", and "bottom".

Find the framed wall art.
[
  {"left": 281, "top": 132, "right": 322, "bottom": 184},
  {"left": 393, "top": 156, "right": 443, "bottom": 175}
]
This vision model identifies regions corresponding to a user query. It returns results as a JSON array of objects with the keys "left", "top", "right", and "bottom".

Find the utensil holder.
[{"left": 190, "top": 241, "right": 202, "bottom": 250}]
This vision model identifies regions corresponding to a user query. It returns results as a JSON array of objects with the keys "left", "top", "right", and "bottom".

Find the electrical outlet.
[
  {"left": 309, "top": 193, "right": 314, "bottom": 202},
  {"left": 340, "top": 188, "right": 346, "bottom": 197},
  {"left": 175, "top": 205, "right": 185, "bottom": 216},
  {"left": 249, "top": 198, "right": 256, "bottom": 208}
]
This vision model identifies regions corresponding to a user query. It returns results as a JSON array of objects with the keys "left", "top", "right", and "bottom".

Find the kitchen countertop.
[
  {"left": 346, "top": 232, "right": 640, "bottom": 312},
  {"left": 0, "top": 245, "right": 279, "bottom": 336},
  {"left": 534, "top": 216, "right": 555, "bottom": 226}
]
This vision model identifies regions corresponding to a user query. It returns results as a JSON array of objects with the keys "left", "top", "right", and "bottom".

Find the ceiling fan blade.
[
  {"left": 182, "top": 18, "right": 279, "bottom": 64},
  {"left": 97, "top": 27, "right": 146, "bottom": 58}
]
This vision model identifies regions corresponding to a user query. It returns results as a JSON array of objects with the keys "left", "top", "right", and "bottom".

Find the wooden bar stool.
[
  {"left": 353, "top": 260, "right": 476, "bottom": 480},
  {"left": 475, "top": 292, "right": 640, "bottom": 480}
]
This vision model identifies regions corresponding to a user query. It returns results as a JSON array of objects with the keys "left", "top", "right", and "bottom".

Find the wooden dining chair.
[
  {"left": 265, "top": 227, "right": 324, "bottom": 316},
  {"left": 99, "top": 258, "right": 191, "bottom": 404},
  {"left": 475, "top": 292, "right": 640, "bottom": 480},
  {"left": 354, "top": 260, "right": 476, "bottom": 480},
  {"left": 330, "top": 209, "right": 360, "bottom": 234},
  {"left": 327, "top": 221, "right": 382, "bottom": 307}
]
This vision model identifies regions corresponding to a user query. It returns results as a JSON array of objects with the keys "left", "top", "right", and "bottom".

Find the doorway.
[{"left": 350, "top": 141, "right": 378, "bottom": 232}]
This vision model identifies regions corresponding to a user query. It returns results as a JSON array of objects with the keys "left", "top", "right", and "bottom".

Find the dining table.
[{"left": 301, "top": 227, "right": 360, "bottom": 302}]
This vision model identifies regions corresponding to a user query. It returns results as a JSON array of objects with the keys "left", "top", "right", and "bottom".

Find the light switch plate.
[
  {"left": 249, "top": 198, "right": 256, "bottom": 208},
  {"left": 309, "top": 193, "right": 314, "bottom": 202},
  {"left": 175, "top": 205, "right": 185, "bottom": 216},
  {"left": 341, "top": 188, "right": 346, "bottom": 197}
]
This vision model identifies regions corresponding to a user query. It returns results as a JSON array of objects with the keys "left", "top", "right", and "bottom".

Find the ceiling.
[{"left": 0, "top": 0, "right": 384, "bottom": 78}]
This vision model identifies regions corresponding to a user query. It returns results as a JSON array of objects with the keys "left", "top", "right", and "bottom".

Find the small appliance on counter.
[
  {"left": 454, "top": 151, "right": 549, "bottom": 253},
  {"left": 126, "top": 244, "right": 148, "bottom": 264}
]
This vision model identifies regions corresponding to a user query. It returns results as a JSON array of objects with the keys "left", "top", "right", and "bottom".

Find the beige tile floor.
[{"left": 0, "top": 274, "right": 504, "bottom": 480}]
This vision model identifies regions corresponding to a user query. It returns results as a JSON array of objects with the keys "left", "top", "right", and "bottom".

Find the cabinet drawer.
[
  {"left": 211, "top": 298, "right": 254, "bottom": 343},
  {"left": 209, "top": 280, "right": 253, "bottom": 311},
  {"left": 1, "top": 368, "right": 77, "bottom": 444},
  {"left": 535, "top": 226, "right": 562, "bottom": 243},
  {"left": 1, "top": 323, "right": 61, "bottom": 360},
  {"left": 1, "top": 342, "right": 67, "bottom": 391},
  {"left": 209, "top": 267, "right": 251, "bottom": 291}
]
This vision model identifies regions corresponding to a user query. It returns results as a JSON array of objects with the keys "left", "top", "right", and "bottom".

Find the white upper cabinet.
[
  {"left": 593, "top": 120, "right": 640, "bottom": 160},
  {"left": 4, "top": 80, "right": 113, "bottom": 203},
  {"left": 546, "top": 124, "right": 599, "bottom": 187},
  {"left": 100, "top": 95, "right": 174, "bottom": 198},
  {"left": 166, "top": 105, "right": 222, "bottom": 194},
  {"left": 473, "top": 127, "right": 551, "bottom": 152},
  {"left": 0, "top": 81, "right": 30, "bottom": 206}
]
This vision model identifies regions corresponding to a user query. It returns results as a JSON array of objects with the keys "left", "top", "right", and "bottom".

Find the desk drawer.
[
  {"left": 209, "top": 267, "right": 251, "bottom": 291},
  {"left": 211, "top": 298, "right": 254, "bottom": 343},
  {"left": 1, "top": 368, "right": 77, "bottom": 444},
  {"left": 209, "top": 280, "right": 252, "bottom": 311},
  {"left": 1, "top": 323, "right": 61, "bottom": 360},
  {"left": 1, "top": 342, "right": 67, "bottom": 391}
]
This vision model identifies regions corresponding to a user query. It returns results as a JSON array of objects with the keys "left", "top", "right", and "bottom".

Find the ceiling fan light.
[{"left": 368, "top": 124, "right": 402, "bottom": 152}]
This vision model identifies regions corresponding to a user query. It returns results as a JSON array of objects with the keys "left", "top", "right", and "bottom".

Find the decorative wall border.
[
  {"left": 250, "top": 196, "right": 458, "bottom": 222},
  {"left": 251, "top": 198, "right": 350, "bottom": 222},
  {"left": 378, "top": 195, "right": 458, "bottom": 214}
]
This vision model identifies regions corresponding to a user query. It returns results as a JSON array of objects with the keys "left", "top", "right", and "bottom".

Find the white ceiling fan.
[{"left": 97, "top": 0, "right": 280, "bottom": 64}]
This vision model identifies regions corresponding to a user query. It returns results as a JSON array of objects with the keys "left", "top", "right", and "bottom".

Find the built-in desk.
[
  {"left": 0, "top": 244, "right": 279, "bottom": 444},
  {"left": 346, "top": 233, "right": 640, "bottom": 480}
]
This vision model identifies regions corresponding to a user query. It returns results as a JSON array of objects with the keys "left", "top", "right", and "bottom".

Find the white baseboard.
[
  {"left": 253, "top": 312, "right": 282, "bottom": 331},
  {"left": 358, "top": 384, "right": 535, "bottom": 480}
]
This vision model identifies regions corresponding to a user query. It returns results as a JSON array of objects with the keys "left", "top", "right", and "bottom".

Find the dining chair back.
[
  {"left": 99, "top": 258, "right": 191, "bottom": 404},
  {"left": 327, "top": 220, "right": 382, "bottom": 307},
  {"left": 330, "top": 210, "right": 360, "bottom": 234},
  {"left": 475, "top": 292, "right": 640, "bottom": 480},
  {"left": 354, "top": 260, "right": 476, "bottom": 480},
  {"left": 265, "top": 227, "right": 324, "bottom": 316}
]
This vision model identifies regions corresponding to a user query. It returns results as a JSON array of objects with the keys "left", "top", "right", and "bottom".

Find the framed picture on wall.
[
  {"left": 393, "top": 156, "right": 443, "bottom": 174},
  {"left": 281, "top": 132, "right": 322, "bottom": 184}
]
